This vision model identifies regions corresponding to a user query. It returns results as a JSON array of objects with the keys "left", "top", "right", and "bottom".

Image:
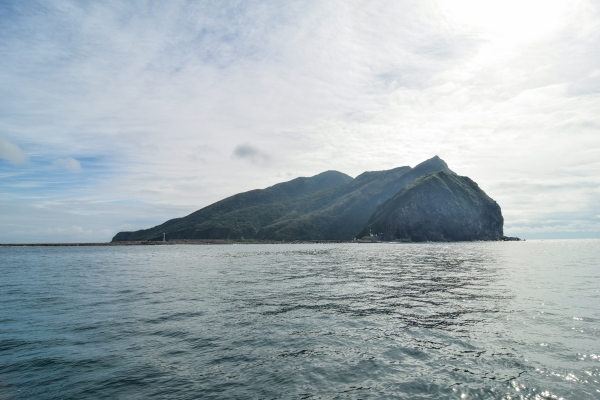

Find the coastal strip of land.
[
  {"left": 0, "top": 239, "right": 355, "bottom": 246},
  {"left": 0, "top": 236, "right": 521, "bottom": 246}
]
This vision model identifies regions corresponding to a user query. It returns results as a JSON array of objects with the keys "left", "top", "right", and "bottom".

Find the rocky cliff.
[{"left": 359, "top": 171, "right": 503, "bottom": 242}]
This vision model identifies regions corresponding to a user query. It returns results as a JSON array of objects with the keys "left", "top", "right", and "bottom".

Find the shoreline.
[
  {"left": 0, "top": 237, "right": 523, "bottom": 246},
  {"left": 0, "top": 240, "right": 353, "bottom": 247}
]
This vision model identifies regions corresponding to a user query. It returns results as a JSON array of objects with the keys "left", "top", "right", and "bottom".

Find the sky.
[{"left": 1, "top": 0, "right": 599, "bottom": 243}]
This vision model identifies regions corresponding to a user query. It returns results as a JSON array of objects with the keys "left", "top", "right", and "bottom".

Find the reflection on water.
[{"left": 0, "top": 240, "right": 598, "bottom": 399}]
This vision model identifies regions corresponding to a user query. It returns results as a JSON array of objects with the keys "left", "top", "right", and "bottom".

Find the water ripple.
[{"left": 0, "top": 241, "right": 598, "bottom": 399}]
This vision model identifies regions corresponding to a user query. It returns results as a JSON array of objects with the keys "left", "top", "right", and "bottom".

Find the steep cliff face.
[{"left": 360, "top": 171, "right": 503, "bottom": 242}]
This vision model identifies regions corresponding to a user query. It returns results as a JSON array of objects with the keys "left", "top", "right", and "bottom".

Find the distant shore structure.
[{"left": 163, "top": 233, "right": 166, "bottom": 242}]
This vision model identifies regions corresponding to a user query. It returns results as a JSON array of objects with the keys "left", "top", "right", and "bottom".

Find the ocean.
[{"left": 1, "top": 240, "right": 598, "bottom": 399}]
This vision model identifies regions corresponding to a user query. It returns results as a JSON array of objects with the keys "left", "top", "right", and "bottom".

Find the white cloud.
[
  {"left": 0, "top": 0, "right": 599, "bottom": 241},
  {"left": 0, "top": 135, "right": 28, "bottom": 164},
  {"left": 37, "top": 225, "right": 92, "bottom": 235},
  {"left": 52, "top": 158, "right": 81, "bottom": 171}
]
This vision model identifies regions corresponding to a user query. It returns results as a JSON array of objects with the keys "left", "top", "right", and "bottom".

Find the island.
[{"left": 112, "top": 156, "right": 519, "bottom": 243}]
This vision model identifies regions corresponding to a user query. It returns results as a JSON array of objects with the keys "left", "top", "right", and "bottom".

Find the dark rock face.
[{"left": 360, "top": 171, "right": 503, "bottom": 242}]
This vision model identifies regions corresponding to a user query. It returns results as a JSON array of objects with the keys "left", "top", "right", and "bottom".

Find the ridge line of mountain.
[{"left": 112, "top": 156, "right": 510, "bottom": 242}]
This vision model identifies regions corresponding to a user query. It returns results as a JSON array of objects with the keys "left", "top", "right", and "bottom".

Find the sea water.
[{"left": 0, "top": 240, "right": 598, "bottom": 399}]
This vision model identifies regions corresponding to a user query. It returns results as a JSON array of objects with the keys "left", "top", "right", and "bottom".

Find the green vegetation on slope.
[
  {"left": 254, "top": 156, "right": 453, "bottom": 240},
  {"left": 112, "top": 156, "right": 454, "bottom": 242},
  {"left": 112, "top": 170, "right": 353, "bottom": 241}
]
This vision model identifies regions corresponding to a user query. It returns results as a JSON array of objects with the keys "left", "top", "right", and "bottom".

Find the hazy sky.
[{"left": 1, "top": 0, "right": 599, "bottom": 242}]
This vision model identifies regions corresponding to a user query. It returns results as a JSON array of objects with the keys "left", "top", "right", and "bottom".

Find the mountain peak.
[
  {"left": 412, "top": 155, "right": 454, "bottom": 175},
  {"left": 360, "top": 170, "right": 503, "bottom": 242}
]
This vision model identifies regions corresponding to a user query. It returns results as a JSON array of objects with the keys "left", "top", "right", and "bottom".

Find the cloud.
[
  {"left": 232, "top": 144, "right": 271, "bottom": 164},
  {"left": 37, "top": 225, "right": 92, "bottom": 235},
  {"left": 52, "top": 158, "right": 81, "bottom": 171},
  {"left": 0, "top": 135, "right": 28, "bottom": 164},
  {"left": 0, "top": 0, "right": 599, "bottom": 241},
  {"left": 0, "top": 199, "right": 192, "bottom": 243}
]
